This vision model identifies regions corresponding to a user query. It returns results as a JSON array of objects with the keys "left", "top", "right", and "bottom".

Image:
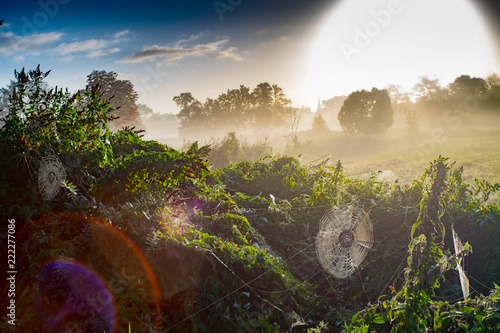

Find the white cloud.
[
  {"left": 54, "top": 39, "right": 109, "bottom": 55},
  {"left": 52, "top": 30, "right": 130, "bottom": 59},
  {"left": 0, "top": 28, "right": 129, "bottom": 62},
  {"left": 86, "top": 47, "right": 120, "bottom": 58},
  {"left": 60, "top": 56, "right": 74, "bottom": 62},
  {"left": 121, "top": 37, "right": 243, "bottom": 63},
  {"left": 214, "top": 46, "right": 243, "bottom": 61},
  {"left": 114, "top": 30, "right": 130, "bottom": 39},
  {"left": 0, "top": 31, "right": 63, "bottom": 55},
  {"left": 175, "top": 32, "right": 209, "bottom": 46}
]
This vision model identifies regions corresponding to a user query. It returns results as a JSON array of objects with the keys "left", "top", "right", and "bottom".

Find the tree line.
[
  {"left": 2, "top": 68, "right": 500, "bottom": 139},
  {"left": 173, "top": 82, "right": 293, "bottom": 137}
]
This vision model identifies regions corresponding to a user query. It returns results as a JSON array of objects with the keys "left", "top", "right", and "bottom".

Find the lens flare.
[
  {"left": 35, "top": 260, "right": 116, "bottom": 332},
  {"left": 10, "top": 213, "right": 162, "bottom": 332}
]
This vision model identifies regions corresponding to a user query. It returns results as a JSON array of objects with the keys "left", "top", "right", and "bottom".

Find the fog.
[{"left": 135, "top": 75, "right": 499, "bottom": 203}]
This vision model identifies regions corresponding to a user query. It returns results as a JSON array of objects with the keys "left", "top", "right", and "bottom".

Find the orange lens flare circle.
[{"left": 11, "top": 213, "right": 162, "bottom": 332}]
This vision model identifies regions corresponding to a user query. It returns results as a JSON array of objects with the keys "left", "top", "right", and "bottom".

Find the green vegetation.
[{"left": 0, "top": 67, "right": 499, "bottom": 332}]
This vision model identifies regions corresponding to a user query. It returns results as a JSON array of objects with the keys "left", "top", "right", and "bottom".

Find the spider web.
[
  {"left": 37, "top": 155, "right": 67, "bottom": 200},
  {"left": 452, "top": 225, "right": 470, "bottom": 300},
  {"left": 316, "top": 204, "right": 373, "bottom": 279}
]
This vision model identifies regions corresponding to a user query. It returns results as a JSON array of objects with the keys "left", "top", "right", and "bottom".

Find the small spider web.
[
  {"left": 316, "top": 204, "right": 374, "bottom": 279},
  {"left": 37, "top": 155, "right": 67, "bottom": 200},
  {"left": 452, "top": 225, "right": 470, "bottom": 300}
]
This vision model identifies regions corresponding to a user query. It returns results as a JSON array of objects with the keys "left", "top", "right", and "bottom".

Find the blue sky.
[{"left": 1, "top": 0, "right": 499, "bottom": 114}]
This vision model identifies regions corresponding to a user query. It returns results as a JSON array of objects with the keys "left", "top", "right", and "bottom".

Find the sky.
[{"left": 1, "top": 0, "right": 500, "bottom": 114}]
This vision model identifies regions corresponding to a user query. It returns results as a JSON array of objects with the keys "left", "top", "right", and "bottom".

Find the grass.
[
  {"left": 297, "top": 128, "right": 500, "bottom": 183},
  {"left": 294, "top": 127, "right": 500, "bottom": 205},
  {"left": 151, "top": 124, "right": 500, "bottom": 203}
]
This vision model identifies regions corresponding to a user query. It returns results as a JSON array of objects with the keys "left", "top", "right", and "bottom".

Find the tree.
[
  {"left": 251, "top": 82, "right": 290, "bottom": 128},
  {"left": 174, "top": 83, "right": 291, "bottom": 137},
  {"left": 386, "top": 84, "right": 411, "bottom": 105},
  {"left": 322, "top": 96, "right": 347, "bottom": 113},
  {"left": 285, "top": 105, "right": 302, "bottom": 146},
  {"left": 0, "top": 80, "right": 15, "bottom": 112},
  {"left": 311, "top": 112, "right": 329, "bottom": 132},
  {"left": 137, "top": 103, "right": 154, "bottom": 119},
  {"left": 448, "top": 75, "right": 489, "bottom": 109},
  {"left": 216, "top": 85, "right": 253, "bottom": 130},
  {"left": 173, "top": 92, "right": 208, "bottom": 137},
  {"left": 338, "top": 88, "right": 393, "bottom": 135},
  {"left": 485, "top": 73, "right": 500, "bottom": 109},
  {"left": 86, "top": 70, "right": 143, "bottom": 131},
  {"left": 404, "top": 106, "right": 420, "bottom": 133},
  {"left": 412, "top": 76, "right": 448, "bottom": 104}
]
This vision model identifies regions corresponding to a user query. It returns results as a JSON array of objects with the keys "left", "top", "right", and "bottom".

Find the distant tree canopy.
[
  {"left": 406, "top": 74, "right": 500, "bottom": 126},
  {"left": 321, "top": 95, "right": 347, "bottom": 113},
  {"left": 86, "top": 70, "right": 143, "bottom": 131},
  {"left": 173, "top": 82, "right": 291, "bottom": 137},
  {"left": 338, "top": 88, "right": 393, "bottom": 135}
]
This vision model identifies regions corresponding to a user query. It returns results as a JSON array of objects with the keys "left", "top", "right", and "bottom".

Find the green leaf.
[
  {"left": 411, "top": 219, "right": 422, "bottom": 238},
  {"left": 373, "top": 312, "right": 388, "bottom": 324}
]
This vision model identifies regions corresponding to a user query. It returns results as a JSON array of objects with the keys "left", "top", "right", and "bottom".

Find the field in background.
[
  {"left": 298, "top": 128, "right": 499, "bottom": 183},
  {"left": 145, "top": 124, "right": 500, "bottom": 204}
]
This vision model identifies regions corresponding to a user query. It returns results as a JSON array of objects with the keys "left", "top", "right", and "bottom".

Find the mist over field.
[{"left": 137, "top": 74, "right": 500, "bottom": 194}]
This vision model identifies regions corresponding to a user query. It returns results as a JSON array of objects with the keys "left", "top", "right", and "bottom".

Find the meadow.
[{"left": 298, "top": 128, "right": 500, "bottom": 185}]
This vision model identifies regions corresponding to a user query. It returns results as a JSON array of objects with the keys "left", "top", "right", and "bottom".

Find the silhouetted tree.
[
  {"left": 215, "top": 85, "right": 252, "bottom": 130},
  {"left": 338, "top": 88, "right": 393, "bottom": 135},
  {"left": 485, "top": 74, "right": 500, "bottom": 109},
  {"left": 86, "top": 70, "right": 143, "bottom": 131},
  {"left": 448, "top": 75, "right": 489, "bottom": 107},
  {"left": 174, "top": 83, "right": 291, "bottom": 137},
  {"left": 174, "top": 92, "right": 208, "bottom": 137},
  {"left": 251, "top": 82, "right": 290, "bottom": 128}
]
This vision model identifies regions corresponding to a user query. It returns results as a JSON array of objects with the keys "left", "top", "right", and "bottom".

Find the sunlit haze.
[{"left": 305, "top": 0, "right": 499, "bottom": 105}]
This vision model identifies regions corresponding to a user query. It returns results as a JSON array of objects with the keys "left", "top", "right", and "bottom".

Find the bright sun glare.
[{"left": 305, "top": 0, "right": 498, "bottom": 104}]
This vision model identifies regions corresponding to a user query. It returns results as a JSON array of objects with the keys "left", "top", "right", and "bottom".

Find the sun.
[{"left": 305, "top": 0, "right": 498, "bottom": 104}]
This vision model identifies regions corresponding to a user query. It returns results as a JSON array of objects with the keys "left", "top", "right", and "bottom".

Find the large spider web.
[
  {"left": 316, "top": 204, "right": 374, "bottom": 279},
  {"left": 37, "top": 155, "right": 67, "bottom": 200}
]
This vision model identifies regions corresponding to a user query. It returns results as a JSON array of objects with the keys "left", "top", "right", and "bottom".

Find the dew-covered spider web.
[
  {"left": 37, "top": 155, "right": 67, "bottom": 200},
  {"left": 316, "top": 204, "right": 374, "bottom": 279},
  {"left": 452, "top": 224, "right": 470, "bottom": 300}
]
